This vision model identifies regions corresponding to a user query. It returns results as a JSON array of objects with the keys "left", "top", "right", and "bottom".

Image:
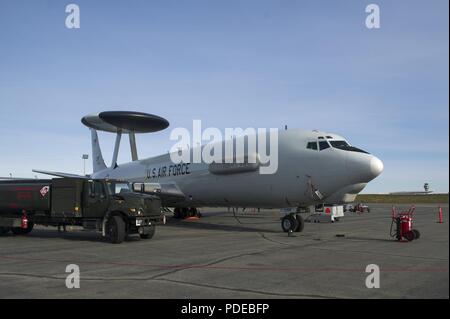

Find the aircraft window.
[
  {"left": 330, "top": 140, "right": 369, "bottom": 154},
  {"left": 319, "top": 141, "right": 330, "bottom": 150},
  {"left": 318, "top": 136, "right": 324, "bottom": 139},
  {"left": 306, "top": 142, "right": 318, "bottom": 150},
  {"left": 326, "top": 136, "right": 333, "bottom": 139}
]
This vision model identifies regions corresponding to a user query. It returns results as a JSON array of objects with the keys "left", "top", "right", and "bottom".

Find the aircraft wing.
[{"left": 32, "top": 169, "right": 89, "bottom": 179}]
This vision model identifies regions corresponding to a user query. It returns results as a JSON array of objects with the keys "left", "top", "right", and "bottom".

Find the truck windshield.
[{"left": 107, "top": 181, "right": 132, "bottom": 195}]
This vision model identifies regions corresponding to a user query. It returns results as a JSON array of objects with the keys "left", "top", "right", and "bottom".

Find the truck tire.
[
  {"left": 294, "top": 214, "right": 305, "bottom": 232},
  {"left": 281, "top": 215, "right": 298, "bottom": 233},
  {"left": 412, "top": 229, "right": 421, "bottom": 240},
  {"left": 0, "top": 226, "right": 10, "bottom": 236},
  {"left": 11, "top": 222, "right": 34, "bottom": 235},
  {"left": 107, "top": 215, "right": 126, "bottom": 244},
  {"left": 140, "top": 224, "right": 156, "bottom": 239}
]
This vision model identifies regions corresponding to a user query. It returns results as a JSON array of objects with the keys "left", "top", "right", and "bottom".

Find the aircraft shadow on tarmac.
[
  {"left": 166, "top": 217, "right": 281, "bottom": 234},
  {"left": 343, "top": 235, "right": 397, "bottom": 243},
  {"left": 2, "top": 230, "right": 142, "bottom": 243}
]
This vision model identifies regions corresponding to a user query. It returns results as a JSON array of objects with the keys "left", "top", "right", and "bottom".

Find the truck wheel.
[
  {"left": 107, "top": 216, "right": 126, "bottom": 244},
  {"left": 294, "top": 214, "right": 305, "bottom": 232},
  {"left": 140, "top": 224, "right": 156, "bottom": 239},
  {"left": 11, "top": 222, "right": 34, "bottom": 235},
  {"left": 281, "top": 215, "right": 298, "bottom": 233},
  {"left": 412, "top": 229, "right": 421, "bottom": 240},
  {"left": 0, "top": 226, "right": 10, "bottom": 236}
]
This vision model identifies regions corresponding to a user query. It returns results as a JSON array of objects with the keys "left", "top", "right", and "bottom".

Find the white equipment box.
[{"left": 307, "top": 205, "right": 344, "bottom": 223}]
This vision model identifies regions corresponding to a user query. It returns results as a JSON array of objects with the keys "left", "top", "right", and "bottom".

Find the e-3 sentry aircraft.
[{"left": 34, "top": 111, "right": 383, "bottom": 232}]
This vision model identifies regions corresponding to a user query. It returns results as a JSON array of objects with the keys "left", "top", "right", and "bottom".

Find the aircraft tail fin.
[{"left": 90, "top": 129, "right": 107, "bottom": 173}]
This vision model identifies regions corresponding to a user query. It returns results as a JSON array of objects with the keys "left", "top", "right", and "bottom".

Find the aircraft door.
[{"left": 301, "top": 140, "right": 321, "bottom": 200}]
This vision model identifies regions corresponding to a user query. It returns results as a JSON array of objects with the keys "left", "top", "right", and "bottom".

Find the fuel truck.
[{"left": 0, "top": 178, "right": 162, "bottom": 244}]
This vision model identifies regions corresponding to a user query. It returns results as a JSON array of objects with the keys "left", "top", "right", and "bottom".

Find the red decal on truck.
[{"left": 40, "top": 186, "right": 50, "bottom": 197}]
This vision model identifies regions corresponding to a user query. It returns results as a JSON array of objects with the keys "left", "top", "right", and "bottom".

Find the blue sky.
[{"left": 0, "top": 0, "right": 448, "bottom": 193}]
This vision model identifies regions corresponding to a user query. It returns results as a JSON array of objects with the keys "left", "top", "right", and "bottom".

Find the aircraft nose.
[
  {"left": 346, "top": 154, "right": 384, "bottom": 183},
  {"left": 370, "top": 156, "right": 384, "bottom": 178}
]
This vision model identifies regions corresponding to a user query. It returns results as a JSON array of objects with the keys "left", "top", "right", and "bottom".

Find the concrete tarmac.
[{"left": 0, "top": 203, "right": 448, "bottom": 298}]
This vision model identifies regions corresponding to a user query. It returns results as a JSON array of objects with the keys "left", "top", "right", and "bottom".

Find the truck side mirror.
[{"left": 88, "top": 182, "right": 96, "bottom": 198}]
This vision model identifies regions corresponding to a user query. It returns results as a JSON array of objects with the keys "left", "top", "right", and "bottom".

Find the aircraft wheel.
[
  {"left": 281, "top": 215, "right": 298, "bottom": 233},
  {"left": 188, "top": 207, "right": 196, "bottom": 217},
  {"left": 140, "top": 223, "right": 156, "bottom": 239},
  {"left": 188, "top": 207, "right": 201, "bottom": 217},
  {"left": 294, "top": 214, "right": 305, "bottom": 232},
  {"left": 106, "top": 215, "right": 126, "bottom": 244},
  {"left": 0, "top": 226, "right": 11, "bottom": 236},
  {"left": 180, "top": 208, "right": 188, "bottom": 219},
  {"left": 11, "top": 222, "right": 34, "bottom": 235}
]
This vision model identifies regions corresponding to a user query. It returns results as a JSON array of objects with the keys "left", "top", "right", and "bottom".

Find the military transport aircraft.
[{"left": 34, "top": 111, "right": 383, "bottom": 232}]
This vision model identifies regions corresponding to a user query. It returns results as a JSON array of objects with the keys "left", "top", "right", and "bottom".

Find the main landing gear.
[
  {"left": 173, "top": 207, "right": 202, "bottom": 219},
  {"left": 281, "top": 214, "right": 305, "bottom": 233}
]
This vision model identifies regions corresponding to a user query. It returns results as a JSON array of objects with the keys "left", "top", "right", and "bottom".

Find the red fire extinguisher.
[
  {"left": 400, "top": 213, "right": 413, "bottom": 240},
  {"left": 390, "top": 206, "right": 420, "bottom": 241},
  {"left": 21, "top": 210, "right": 28, "bottom": 229}
]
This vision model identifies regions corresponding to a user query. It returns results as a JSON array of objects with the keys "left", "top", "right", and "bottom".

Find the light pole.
[{"left": 82, "top": 154, "right": 89, "bottom": 175}]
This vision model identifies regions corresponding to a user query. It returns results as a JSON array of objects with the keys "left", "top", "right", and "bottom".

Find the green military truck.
[{"left": 0, "top": 178, "right": 162, "bottom": 244}]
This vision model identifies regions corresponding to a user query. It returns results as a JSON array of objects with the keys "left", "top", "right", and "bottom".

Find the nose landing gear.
[{"left": 281, "top": 214, "right": 305, "bottom": 233}]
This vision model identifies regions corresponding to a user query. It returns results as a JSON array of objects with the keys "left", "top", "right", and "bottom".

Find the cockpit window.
[
  {"left": 330, "top": 140, "right": 369, "bottom": 154},
  {"left": 319, "top": 141, "right": 330, "bottom": 150},
  {"left": 306, "top": 142, "right": 318, "bottom": 150},
  {"left": 330, "top": 140, "right": 350, "bottom": 148}
]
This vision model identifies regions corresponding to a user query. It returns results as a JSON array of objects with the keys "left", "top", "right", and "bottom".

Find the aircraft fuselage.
[{"left": 91, "top": 129, "right": 383, "bottom": 208}]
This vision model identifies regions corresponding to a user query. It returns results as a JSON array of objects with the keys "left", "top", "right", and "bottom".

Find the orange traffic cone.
[{"left": 438, "top": 206, "right": 443, "bottom": 223}]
